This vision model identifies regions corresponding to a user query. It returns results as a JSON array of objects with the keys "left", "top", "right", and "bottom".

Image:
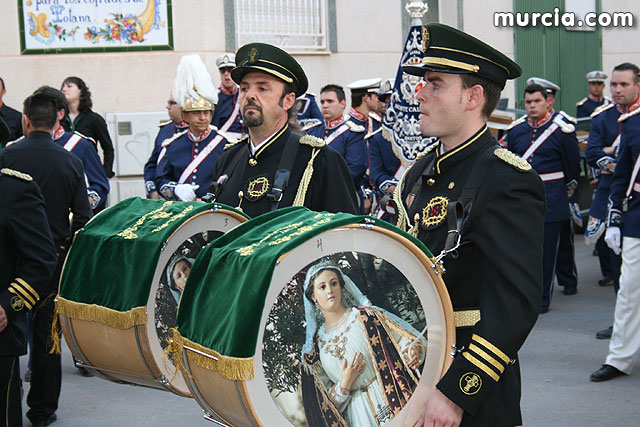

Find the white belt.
[
  {"left": 634, "top": 182, "right": 640, "bottom": 193},
  {"left": 539, "top": 171, "right": 564, "bottom": 182}
]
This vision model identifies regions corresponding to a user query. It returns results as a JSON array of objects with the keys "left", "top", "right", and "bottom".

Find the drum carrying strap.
[{"left": 266, "top": 135, "right": 300, "bottom": 211}]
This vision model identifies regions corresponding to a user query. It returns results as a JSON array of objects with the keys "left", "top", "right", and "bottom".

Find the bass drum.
[
  {"left": 172, "top": 207, "right": 455, "bottom": 426},
  {"left": 57, "top": 198, "right": 247, "bottom": 397}
]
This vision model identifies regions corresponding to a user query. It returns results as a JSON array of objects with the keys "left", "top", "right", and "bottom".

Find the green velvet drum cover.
[{"left": 174, "top": 206, "right": 454, "bottom": 426}]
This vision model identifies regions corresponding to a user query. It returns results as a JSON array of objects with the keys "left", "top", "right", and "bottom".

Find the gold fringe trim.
[
  {"left": 170, "top": 329, "right": 254, "bottom": 381},
  {"left": 54, "top": 297, "right": 147, "bottom": 329},
  {"left": 293, "top": 147, "right": 321, "bottom": 207}
]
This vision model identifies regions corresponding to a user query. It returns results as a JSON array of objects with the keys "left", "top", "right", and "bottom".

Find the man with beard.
[{"left": 209, "top": 42, "right": 358, "bottom": 217}]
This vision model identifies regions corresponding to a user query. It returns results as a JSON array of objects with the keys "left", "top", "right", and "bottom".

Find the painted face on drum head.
[
  {"left": 312, "top": 269, "right": 343, "bottom": 313},
  {"left": 171, "top": 260, "right": 191, "bottom": 294}
]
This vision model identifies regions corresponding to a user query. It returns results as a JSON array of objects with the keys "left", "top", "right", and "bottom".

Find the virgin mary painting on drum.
[
  {"left": 300, "top": 261, "right": 427, "bottom": 426},
  {"left": 258, "top": 254, "right": 426, "bottom": 426}
]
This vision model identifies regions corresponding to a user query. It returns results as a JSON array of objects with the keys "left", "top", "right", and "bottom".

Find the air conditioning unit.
[{"left": 105, "top": 111, "right": 168, "bottom": 205}]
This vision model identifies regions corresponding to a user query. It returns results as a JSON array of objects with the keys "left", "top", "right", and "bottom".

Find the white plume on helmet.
[{"left": 172, "top": 54, "right": 218, "bottom": 110}]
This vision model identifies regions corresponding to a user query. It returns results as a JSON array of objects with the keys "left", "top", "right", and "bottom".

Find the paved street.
[{"left": 18, "top": 234, "right": 639, "bottom": 426}]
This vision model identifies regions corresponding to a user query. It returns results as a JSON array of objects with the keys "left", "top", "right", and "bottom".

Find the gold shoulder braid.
[
  {"left": 162, "top": 129, "right": 188, "bottom": 147},
  {"left": 300, "top": 135, "right": 326, "bottom": 148},
  {"left": 494, "top": 148, "right": 531, "bottom": 171},
  {"left": 1, "top": 168, "right": 33, "bottom": 182},
  {"left": 224, "top": 135, "right": 249, "bottom": 150}
]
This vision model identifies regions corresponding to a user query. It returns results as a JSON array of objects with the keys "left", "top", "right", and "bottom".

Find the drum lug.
[{"left": 359, "top": 217, "right": 376, "bottom": 229}]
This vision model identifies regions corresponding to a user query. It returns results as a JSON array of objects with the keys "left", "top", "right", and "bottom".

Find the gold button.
[
  {"left": 448, "top": 182, "right": 455, "bottom": 189},
  {"left": 249, "top": 158, "right": 257, "bottom": 166},
  {"left": 194, "top": 149, "right": 199, "bottom": 153},
  {"left": 193, "top": 168, "right": 198, "bottom": 173},
  {"left": 413, "top": 213, "right": 420, "bottom": 223},
  {"left": 427, "top": 178, "right": 435, "bottom": 186}
]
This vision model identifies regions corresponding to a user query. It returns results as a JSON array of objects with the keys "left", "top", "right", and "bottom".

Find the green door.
[{"left": 514, "top": 0, "right": 602, "bottom": 115}]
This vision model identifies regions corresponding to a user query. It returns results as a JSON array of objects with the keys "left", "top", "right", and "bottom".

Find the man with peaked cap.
[
  {"left": 521, "top": 77, "right": 581, "bottom": 301},
  {"left": 1, "top": 167, "right": 57, "bottom": 427},
  {"left": 577, "top": 70, "right": 612, "bottom": 118},
  {"left": 347, "top": 78, "right": 383, "bottom": 138},
  {"left": 395, "top": 23, "right": 545, "bottom": 426},
  {"left": 211, "top": 53, "right": 246, "bottom": 140},
  {"left": 143, "top": 94, "right": 188, "bottom": 200},
  {"left": 208, "top": 42, "right": 358, "bottom": 218},
  {"left": 369, "top": 78, "right": 402, "bottom": 220},
  {"left": 157, "top": 54, "right": 229, "bottom": 202},
  {"left": 305, "top": 84, "right": 369, "bottom": 213},
  {"left": 504, "top": 83, "right": 581, "bottom": 312}
]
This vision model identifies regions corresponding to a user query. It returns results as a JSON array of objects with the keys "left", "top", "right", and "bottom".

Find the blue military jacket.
[
  {"left": 156, "top": 125, "right": 228, "bottom": 200},
  {"left": 585, "top": 103, "right": 622, "bottom": 220},
  {"left": 296, "top": 93, "right": 322, "bottom": 124},
  {"left": 53, "top": 127, "right": 110, "bottom": 210},
  {"left": 576, "top": 96, "right": 612, "bottom": 118},
  {"left": 368, "top": 128, "right": 401, "bottom": 194},
  {"left": 306, "top": 116, "right": 368, "bottom": 187},
  {"left": 211, "top": 88, "right": 245, "bottom": 137},
  {"left": 144, "top": 120, "right": 188, "bottom": 196},
  {"left": 610, "top": 108, "right": 640, "bottom": 237},
  {"left": 348, "top": 107, "right": 381, "bottom": 140},
  {"left": 505, "top": 111, "right": 580, "bottom": 223}
]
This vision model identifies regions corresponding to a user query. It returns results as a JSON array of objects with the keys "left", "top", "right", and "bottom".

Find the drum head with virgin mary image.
[{"left": 251, "top": 224, "right": 455, "bottom": 427}]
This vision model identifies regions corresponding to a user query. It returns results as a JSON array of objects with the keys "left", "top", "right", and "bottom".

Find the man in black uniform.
[
  {"left": 210, "top": 42, "right": 359, "bottom": 217},
  {"left": 0, "top": 91, "right": 92, "bottom": 426},
  {"left": 394, "top": 24, "right": 545, "bottom": 426},
  {"left": 1, "top": 168, "right": 57, "bottom": 427},
  {"left": 0, "top": 78, "right": 23, "bottom": 142}
]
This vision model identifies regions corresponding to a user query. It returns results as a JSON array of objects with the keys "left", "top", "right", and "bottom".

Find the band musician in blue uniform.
[
  {"left": 305, "top": 84, "right": 369, "bottom": 213},
  {"left": 504, "top": 83, "right": 581, "bottom": 313},
  {"left": 211, "top": 53, "right": 245, "bottom": 140},
  {"left": 143, "top": 95, "right": 188, "bottom": 199},
  {"left": 586, "top": 63, "right": 640, "bottom": 340},
  {"left": 296, "top": 92, "right": 322, "bottom": 127},
  {"left": 577, "top": 71, "right": 612, "bottom": 118},
  {"left": 157, "top": 55, "right": 228, "bottom": 201},
  {"left": 590, "top": 79, "right": 640, "bottom": 382},
  {"left": 347, "top": 78, "right": 382, "bottom": 138}
]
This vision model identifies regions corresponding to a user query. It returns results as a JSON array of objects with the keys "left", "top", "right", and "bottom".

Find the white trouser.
[{"left": 606, "top": 236, "right": 640, "bottom": 373}]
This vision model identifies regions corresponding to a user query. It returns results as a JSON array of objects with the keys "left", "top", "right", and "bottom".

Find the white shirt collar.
[{"left": 249, "top": 127, "right": 282, "bottom": 155}]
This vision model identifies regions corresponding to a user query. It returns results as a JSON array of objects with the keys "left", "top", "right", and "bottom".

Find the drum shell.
[
  {"left": 178, "top": 222, "right": 455, "bottom": 426},
  {"left": 58, "top": 202, "right": 247, "bottom": 396}
]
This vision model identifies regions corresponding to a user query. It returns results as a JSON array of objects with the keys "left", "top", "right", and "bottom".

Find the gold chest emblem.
[
  {"left": 460, "top": 372, "right": 482, "bottom": 395},
  {"left": 246, "top": 176, "right": 271, "bottom": 201},
  {"left": 421, "top": 196, "right": 449, "bottom": 228}
]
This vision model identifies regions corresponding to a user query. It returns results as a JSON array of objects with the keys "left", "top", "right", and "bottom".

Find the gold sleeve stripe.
[
  {"left": 463, "top": 352, "right": 499, "bottom": 382},
  {"left": 8, "top": 288, "right": 34, "bottom": 310},
  {"left": 10, "top": 283, "right": 37, "bottom": 306},
  {"left": 469, "top": 343, "right": 505, "bottom": 374},
  {"left": 472, "top": 334, "right": 510, "bottom": 364},
  {"left": 15, "top": 277, "right": 39, "bottom": 300}
]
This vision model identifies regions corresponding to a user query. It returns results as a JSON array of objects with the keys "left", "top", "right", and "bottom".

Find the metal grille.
[{"left": 235, "top": 0, "right": 328, "bottom": 52}]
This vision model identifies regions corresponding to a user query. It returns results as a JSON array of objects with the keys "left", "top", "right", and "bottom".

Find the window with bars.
[{"left": 235, "top": 0, "right": 329, "bottom": 52}]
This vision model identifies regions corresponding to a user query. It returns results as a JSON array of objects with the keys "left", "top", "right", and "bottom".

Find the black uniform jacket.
[
  {"left": 211, "top": 124, "right": 359, "bottom": 218},
  {"left": 0, "top": 170, "right": 57, "bottom": 356},
  {"left": 0, "top": 103, "right": 23, "bottom": 142},
  {"left": 0, "top": 131, "right": 91, "bottom": 251},
  {"left": 399, "top": 126, "right": 545, "bottom": 426}
]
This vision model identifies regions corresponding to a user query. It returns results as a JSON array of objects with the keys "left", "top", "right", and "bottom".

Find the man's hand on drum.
[
  {"left": 402, "top": 341, "right": 424, "bottom": 370},
  {"left": 416, "top": 389, "right": 463, "bottom": 427},
  {"left": 341, "top": 352, "right": 365, "bottom": 390},
  {"left": 0, "top": 305, "right": 7, "bottom": 332}
]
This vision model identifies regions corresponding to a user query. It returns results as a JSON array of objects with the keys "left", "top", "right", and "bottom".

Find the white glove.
[
  {"left": 605, "top": 226, "right": 622, "bottom": 255},
  {"left": 569, "top": 202, "right": 583, "bottom": 227},
  {"left": 174, "top": 184, "right": 199, "bottom": 201}
]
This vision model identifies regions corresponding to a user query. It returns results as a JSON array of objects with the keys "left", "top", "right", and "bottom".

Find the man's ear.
[
  {"left": 283, "top": 92, "right": 297, "bottom": 111},
  {"left": 466, "top": 84, "right": 484, "bottom": 113}
]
